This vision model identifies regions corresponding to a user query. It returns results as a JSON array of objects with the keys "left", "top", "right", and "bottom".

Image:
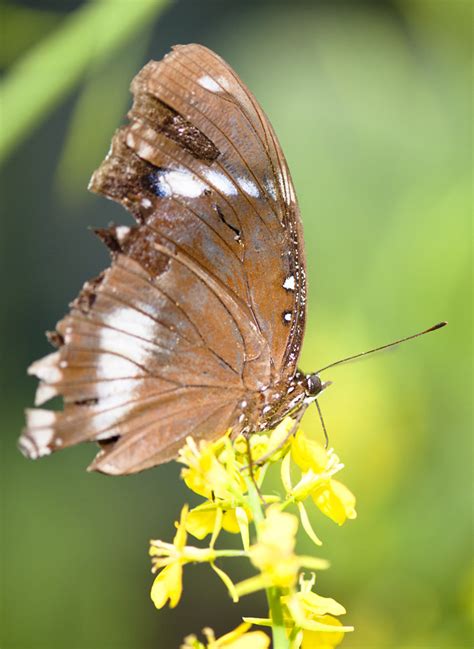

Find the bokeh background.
[{"left": 1, "top": 1, "right": 472, "bottom": 647}]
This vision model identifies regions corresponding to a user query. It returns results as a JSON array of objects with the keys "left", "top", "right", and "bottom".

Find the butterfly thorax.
[{"left": 237, "top": 370, "right": 308, "bottom": 435}]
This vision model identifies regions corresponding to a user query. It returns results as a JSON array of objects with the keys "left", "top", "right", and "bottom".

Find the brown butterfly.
[{"left": 19, "top": 44, "right": 445, "bottom": 475}]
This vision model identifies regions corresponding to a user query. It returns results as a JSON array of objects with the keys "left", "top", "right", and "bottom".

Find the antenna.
[{"left": 316, "top": 321, "right": 447, "bottom": 374}]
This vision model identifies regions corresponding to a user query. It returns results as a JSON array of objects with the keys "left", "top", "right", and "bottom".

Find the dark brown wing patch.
[{"left": 131, "top": 92, "right": 220, "bottom": 162}]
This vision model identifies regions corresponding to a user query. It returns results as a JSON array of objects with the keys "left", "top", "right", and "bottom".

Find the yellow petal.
[
  {"left": 180, "top": 438, "right": 235, "bottom": 500},
  {"left": 248, "top": 506, "right": 301, "bottom": 588},
  {"left": 185, "top": 508, "right": 217, "bottom": 540},
  {"left": 213, "top": 623, "right": 270, "bottom": 648},
  {"left": 222, "top": 509, "right": 242, "bottom": 534},
  {"left": 298, "top": 502, "right": 323, "bottom": 547},
  {"left": 150, "top": 562, "right": 183, "bottom": 609},
  {"left": 258, "top": 506, "right": 298, "bottom": 555},
  {"left": 301, "top": 615, "right": 349, "bottom": 647},
  {"left": 312, "top": 480, "right": 356, "bottom": 525},
  {"left": 242, "top": 617, "right": 272, "bottom": 627},
  {"left": 235, "top": 574, "right": 270, "bottom": 597},
  {"left": 210, "top": 561, "right": 239, "bottom": 602},
  {"left": 331, "top": 480, "right": 357, "bottom": 521},
  {"left": 234, "top": 507, "right": 250, "bottom": 550},
  {"left": 297, "top": 556, "right": 330, "bottom": 571},
  {"left": 300, "top": 591, "right": 346, "bottom": 617},
  {"left": 213, "top": 622, "right": 251, "bottom": 644},
  {"left": 173, "top": 505, "right": 189, "bottom": 548},
  {"left": 291, "top": 430, "right": 328, "bottom": 474},
  {"left": 256, "top": 416, "right": 295, "bottom": 463},
  {"left": 216, "top": 630, "right": 270, "bottom": 648},
  {"left": 210, "top": 507, "right": 223, "bottom": 549}
]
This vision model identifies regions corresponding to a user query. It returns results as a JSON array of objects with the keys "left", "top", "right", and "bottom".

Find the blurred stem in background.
[
  {"left": 0, "top": 0, "right": 171, "bottom": 164},
  {"left": 54, "top": 27, "right": 154, "bottom": 204}
]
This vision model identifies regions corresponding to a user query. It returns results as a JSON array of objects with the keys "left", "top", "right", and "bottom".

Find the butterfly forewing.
[{"left": 19, "top": 44, "right": 307, "bottom": 474}]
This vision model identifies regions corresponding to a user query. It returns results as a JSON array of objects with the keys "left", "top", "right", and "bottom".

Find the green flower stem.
[
  {"left": 0, "top": 0, "right": 170, "bottom": 163},
  {"left": 212, "top": 550, "right": 248, "bottom": 558},
  {"left": 266, "top": 585, "right": 288, "bottom": 648},
  {"left": 245, "top": 477, "right": 289, "bottom": 649},
  {"left": 279, "top": 498, "right": 295, "bottom": 511}
]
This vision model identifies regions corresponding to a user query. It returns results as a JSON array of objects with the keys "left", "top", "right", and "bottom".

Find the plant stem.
[
  {"left": 213, "top": 549, "right": 248, "bottom": 558},
  {"left": 0, "top": 0, "right": 170, "bottom": 163},
  {"left": 245, "top": 477, "right": 289, "bottom": 649}
]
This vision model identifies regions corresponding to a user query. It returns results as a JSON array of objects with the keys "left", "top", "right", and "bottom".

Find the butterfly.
[{"left": 19, "top": 44, "right": 444, "bottom": 475}]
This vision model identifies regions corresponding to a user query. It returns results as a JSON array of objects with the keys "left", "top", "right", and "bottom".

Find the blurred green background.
[{"left": 1, "top": 1, "right": 472, "bottom": 647}]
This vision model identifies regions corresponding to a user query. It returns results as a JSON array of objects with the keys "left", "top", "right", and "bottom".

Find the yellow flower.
[
  {"left": 237, "top": 507, "right": 328, "bottom": 597},
  {"left": 290, "top": 431, "right": 357, "bottom": 526},
  {"left": 291, "top": 430, "right": 329, "bottom": 473},
  {"left": 150, "top": 562, "right": 183, "bottom": 609},
  {"left": 150, "top": 505, "right": 216, "bottom": 609},
  {"left": 178, "top": 435, "right": 245, "bottom": 501},
  {"left": 301, "top": 616, "right": 346, "bottom": 648},
  {"left": 186, "top": 502, "right": 251, "bottom": 539},
  {"left": 311, "top": 479, "right": 356, "bottom": 526},
  {"left": 233, "top": 417, "right": 296, "bottom": 467},
  {"left": 182, "top": 623, "right": 270, "bottom": 648},
  {"left": 249, "top": 506, "right": 300, "bottom": 589},
  {"left": 297, "top": 589, "right": 346, "bottom": 618},
  {"left": 150, "top": 505, "right": 188, "bottom": 608},
  {"left": 282, "top": 574, "right": 353, "bottom": 645},
  {"left": 242, "top": 582, "right": 352, "bottom": 647},
  {"left": 284, "top": 586, "right": 348, "bottom": 627}
]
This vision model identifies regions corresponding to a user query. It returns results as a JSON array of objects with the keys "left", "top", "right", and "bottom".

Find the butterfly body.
[{"left": 20, "top": 44, "right": 313, "bottom": 475}]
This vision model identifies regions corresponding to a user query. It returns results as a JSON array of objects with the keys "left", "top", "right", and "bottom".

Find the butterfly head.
[{"left": 304, "top": 373, "right": 332, "bottom": 399}]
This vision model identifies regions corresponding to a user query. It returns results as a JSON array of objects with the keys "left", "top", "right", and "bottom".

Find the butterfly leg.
[
  {"left": 253, "top": 402, "right": 309, "bottom": 468},
  {"left": 244, "top": 432, "right": 266, "bottom": 503},
  {"left": 315, "top": 398, "right": 330, "bottom": 449}
]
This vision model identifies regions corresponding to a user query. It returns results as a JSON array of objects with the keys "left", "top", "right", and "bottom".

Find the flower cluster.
[{"left": 149, "top": 418, "right": 356, "bottom": 648}]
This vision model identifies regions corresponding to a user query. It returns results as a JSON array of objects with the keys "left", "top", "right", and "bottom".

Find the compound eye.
[{"left": 306, "top": 373, "right": 322, "bottom": 396}]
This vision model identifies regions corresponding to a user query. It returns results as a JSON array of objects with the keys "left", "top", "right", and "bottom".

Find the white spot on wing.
[
  {"left": 198, "top": 74, "right": 222, "bottom": 92},
  {"left": 204, "top": 169, "right": 238, "bottom": 196},
  {"left": 237, "top": 176, "right": 260, "bottom": 198},
  {"left": 26, "top": 409, "right": 56, "bottom": 428},
  {"left": 28, "top": 352, "right": 61, "bottom": 383},
  {"left": 158, "top": 170, "right": 206, "bottom": 198},
  {"left": 35, "top": 383, "right": 58, "bottom": 406},
  {"left": 18, "top": 436, "right": 39, "bottom": 458},
  {"left": 265, "top": 178, "right": 277, "bottom": 201},
  {"left": 283, "top": 276, "right": 295, "bottom": 291},
  {"left": 22, "top": 409, "right": 56, "bottom": 458},
  {"left": 115, "top": 226, "right": 131, "bottom": 243},
  {"left": 99, "top": 306, "right": 160, "bottom": 365}
]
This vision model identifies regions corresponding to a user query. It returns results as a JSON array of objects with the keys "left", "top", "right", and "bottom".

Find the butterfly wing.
[
  {"left": 19, "top": 44, "right": 306, "bottom": 474},
  {"left": 127, "top": 44, "right": 307, "bottom": 380},
  {"left": 21, "top": 251, "right": 248, "bottom": 474}
]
